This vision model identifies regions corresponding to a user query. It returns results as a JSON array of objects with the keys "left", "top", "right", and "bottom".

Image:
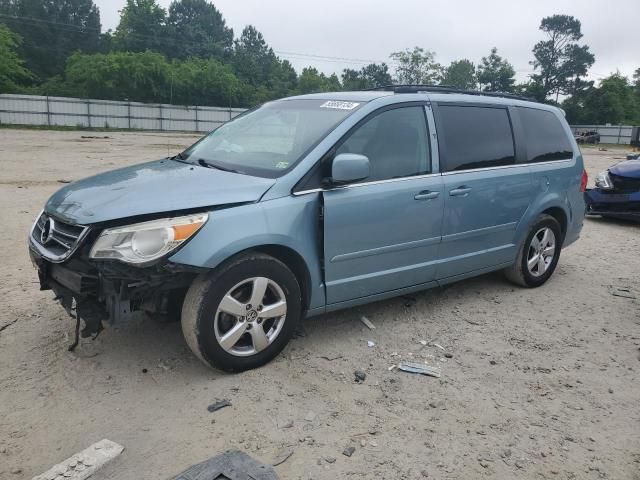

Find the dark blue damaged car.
[{"left": 585, "top": 158, "right": 640, "bottom": 221}]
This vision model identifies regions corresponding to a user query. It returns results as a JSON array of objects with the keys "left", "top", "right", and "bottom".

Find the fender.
[{"left": 169, "top": 194, "right": 325, "bottom": 310}]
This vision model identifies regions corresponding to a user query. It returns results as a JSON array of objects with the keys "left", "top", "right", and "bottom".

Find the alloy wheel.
[
  {"left": 214, "top": 277, "right": 287, "bottom": 356},
  {"left": 526, "top": 227, "right": 556, "bottom": 277}
]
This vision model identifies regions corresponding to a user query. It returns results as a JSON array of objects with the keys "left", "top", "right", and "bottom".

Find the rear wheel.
[
  {"left": 505, "top": 214, "right": 562, "bottom": 288},
  {"left": 181, "top": 252, "right": 301, "bottom": 372}
]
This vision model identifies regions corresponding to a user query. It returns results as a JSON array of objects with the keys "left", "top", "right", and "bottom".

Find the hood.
[
  {"left": 45, "top": 159, "right": 276, "bottom": 225},
  {"left": 610, "top": 160, "right": 640, "bottom": 179}
]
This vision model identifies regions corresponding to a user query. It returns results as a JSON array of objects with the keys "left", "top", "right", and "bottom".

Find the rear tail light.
[{"left": 580, "top": 169, "right": 588, "bottom": 192}]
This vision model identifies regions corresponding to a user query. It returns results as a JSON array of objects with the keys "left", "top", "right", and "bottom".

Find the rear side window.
[
  {"left": 517, "top": 107, "right": 573, "bottom": 162},
  {"left": 438, "top": 105, "right": 515, "bottom": 172}
]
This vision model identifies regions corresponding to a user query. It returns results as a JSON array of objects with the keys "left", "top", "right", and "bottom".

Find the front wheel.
[
  {"left": 181, "top": 253, "right": 302, "bottom": 372},
  {"left": 505, "top": 214, "right": 562, "bottom": 288}
]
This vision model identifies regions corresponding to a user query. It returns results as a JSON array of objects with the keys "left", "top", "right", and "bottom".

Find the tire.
[
  {"left": 504, "top": 214, "right": 562, "bottom": 288},
  {"left": 181, "top": 252, "right": 302, "bottom": 372}
]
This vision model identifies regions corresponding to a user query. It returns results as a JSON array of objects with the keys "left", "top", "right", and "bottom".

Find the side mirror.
[{"left": 331, "top": 153, "right": 370, "bottom": 184}]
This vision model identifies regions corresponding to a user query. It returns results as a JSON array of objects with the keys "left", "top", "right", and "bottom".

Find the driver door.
[{"left": 322, "top": 105, "right": 444, "bottom": 304}]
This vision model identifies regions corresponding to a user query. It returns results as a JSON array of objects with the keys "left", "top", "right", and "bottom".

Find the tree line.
[{"left": 0, "top": 0, "right": 639, "bottom": 125}]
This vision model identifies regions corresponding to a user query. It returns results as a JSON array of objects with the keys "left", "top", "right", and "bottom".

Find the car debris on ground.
[
  {"left": 608, "top": 285, "right": 636, "bottom": 299},
  {"left": 271, "top": 447, "right": 295, "bottom": 467},
  {"left": 342, "top": 446, "right": 356, "bottom": 457},
  {"left": 32, "top": 439, "right": 124, "bottom": 480},
  {"left": 359, "top": 315, "right": 376, "bottom": 330},
  {"left": 398, "top": 362, "right": 442, "bottom": 378},
  {"left": 170, "top": 450, "right": 279, "bottom": 479},
  {"left": 207, "top": 399, "right": 232, "bottom": 413}
]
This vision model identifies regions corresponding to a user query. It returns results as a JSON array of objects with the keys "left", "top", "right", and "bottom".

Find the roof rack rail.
[{"left": 367, "top": 84, "right": 535, "bottom": 102}]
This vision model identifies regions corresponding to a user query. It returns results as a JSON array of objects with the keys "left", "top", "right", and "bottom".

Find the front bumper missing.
[
  {"left": 30, "top": 246, "right": 107, "bottom": 344},
  {"left": 29, "top": 242, "right": 200, "bottom": 348}
]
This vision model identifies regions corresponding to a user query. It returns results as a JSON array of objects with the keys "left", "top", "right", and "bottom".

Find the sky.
[{"left": 95, "top": 0, "right": 639, "bottom": 84}]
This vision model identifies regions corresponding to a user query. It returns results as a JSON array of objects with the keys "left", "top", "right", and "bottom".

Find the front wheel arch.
[{"left": 181, "top": 251, "right": 303, "bottom": 371}]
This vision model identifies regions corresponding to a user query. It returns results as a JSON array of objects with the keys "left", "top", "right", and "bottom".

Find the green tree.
[
  {"left": 342, "top": 63, "right": 392, "bottom": 90},
  {"left": 562, "top": 74, "right": 640, "bottom": 125},
  {"left": 0, "top": 0, "right": 101, "bottom": 79},
  {"left": 441, "top": 59, "right": 476, "bottom": 89},
  {"left": 53, "top": 50, "right": 170, "bottom": 102},
  {"left": 530, "top": 15, "right": 595, "bottom": 101},
  {"left": 41, "top": 50, "right": 248, "bottom": 107},
  {"left": 232, "top": 25, "right": 276, "bottom": 86},
  {"left": 389, "top": 47, "right": 443, "bottom": 85},
  {"left": 0, "top": 24, "right": 33, "bottom": 92},
  {"left": 516, "top": 81, "right": 547, "bottom": 102},
  {"left": 231, "top": 25, "right": 298, "bottom": 103},
  {"left": 477, "top": 47, "right": 515, "bottom": 92},
  {"left": 169, "top": 57, "right": 241, "bottom": 106},
  {"left": 298, "top": 67, "right": 340, "bottom": 94},
  {"left": 166, "top": 0, "right": 233, "bottom": 60},
  {"left": 112, "top": 0, "right": 167, "bottom": 53},
  {"left": 268, "top": 59, "right": 298, "bottom": 99}
]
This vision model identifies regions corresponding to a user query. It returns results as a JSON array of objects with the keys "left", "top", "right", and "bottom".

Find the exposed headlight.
[
  {"left": 90, "top": 213, "right": 208, "bottom": 264},
  {"left": 594, "top": 170, "right": 613, "bottom": 190}
]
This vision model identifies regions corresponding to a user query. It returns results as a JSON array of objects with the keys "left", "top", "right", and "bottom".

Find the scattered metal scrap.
[
  {"left": 271, "top": 447, "right": 294, "bottom": 467},
  {"left": 359, "top": 315, "right": 376, "bottom": 330},
  {"left": 207, "top": 399, "right": 232, "bottom": 413},
  {"left": 608, "top": 285, "right": 636, "bottom": 299},
  {"left": 342, "top": 446, "right": 356, "bottom": 457},
  {"left": 170, "top": 450, "right": 279, "bottom": 480},
  {"left": 398, "top": 362, "right": 442, "bottom": 378}
]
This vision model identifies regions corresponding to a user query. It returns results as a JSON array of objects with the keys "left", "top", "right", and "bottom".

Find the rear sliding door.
[{"left": 433, "top": 103, "right": 534, "bottom": 279}]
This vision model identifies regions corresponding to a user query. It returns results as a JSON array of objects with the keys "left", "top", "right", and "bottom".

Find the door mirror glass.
[{"left": 331, "top": 153, "right": 370, "bottom": 184}]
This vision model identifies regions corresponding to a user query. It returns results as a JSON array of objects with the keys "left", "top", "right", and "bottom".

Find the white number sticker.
[{"left": 320, "top": 101, "right": 360, "bottom": 110}]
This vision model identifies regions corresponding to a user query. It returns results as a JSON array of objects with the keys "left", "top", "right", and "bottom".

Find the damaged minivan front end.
[
  {"left": 29, "top": 211, "right": 208, "bottom": 346},
  {"left": 28, "top": 156, "right": 277, "bottom": 347}
]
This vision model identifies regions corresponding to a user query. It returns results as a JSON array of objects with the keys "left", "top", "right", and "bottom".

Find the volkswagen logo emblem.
[{"left": 40, "top": 217, "right": 55, "bottom": 245}]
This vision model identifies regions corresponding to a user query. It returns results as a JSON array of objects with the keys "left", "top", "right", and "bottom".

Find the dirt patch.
[{"left": 0, "top": 130, "right": 639, "bottom": 479}]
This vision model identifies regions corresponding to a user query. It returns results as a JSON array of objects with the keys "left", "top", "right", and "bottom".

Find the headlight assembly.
[
  {"left": 594, "top": 170, "right": 613, "bottom": 190},
  {"left": 90, "top": 213, "right": 208, "bottom": 264}
]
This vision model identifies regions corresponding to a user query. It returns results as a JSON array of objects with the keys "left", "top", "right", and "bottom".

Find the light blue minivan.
[{"left": 29, "top": 86, "right": 588, "bottom": 371}]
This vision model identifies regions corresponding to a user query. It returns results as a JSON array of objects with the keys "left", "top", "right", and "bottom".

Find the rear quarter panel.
[{"left": 520, "top": 158, "right": 585, "bottom": 248}]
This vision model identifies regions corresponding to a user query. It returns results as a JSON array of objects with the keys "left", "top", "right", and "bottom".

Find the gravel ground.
[{"left": 0, "top": 130, "right": 639, "bottom": 480}]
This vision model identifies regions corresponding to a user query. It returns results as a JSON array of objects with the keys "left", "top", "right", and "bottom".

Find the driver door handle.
[
  {"left": 414, "top": 190, "right": 440, "bottom": 200},
  {"left": 449, "top": 186, "right": 472, "bottom": 197}
]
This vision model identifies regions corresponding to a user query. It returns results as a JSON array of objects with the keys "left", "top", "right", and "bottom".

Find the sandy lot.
[{"left": 0, "top": 130, "right": 639, "bottom": 480}]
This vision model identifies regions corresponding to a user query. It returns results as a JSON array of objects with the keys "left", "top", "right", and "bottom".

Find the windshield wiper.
[
  {"left": 197, "top": 159, "right": 243, "bottom": 174},
  {"left": 172, "top": 152, "right": 187, "bottom": 161}
]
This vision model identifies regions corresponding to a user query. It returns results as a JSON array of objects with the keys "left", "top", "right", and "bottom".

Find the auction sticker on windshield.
[{"left": 320, "top": 101, "right": 360, "bottom": 110}]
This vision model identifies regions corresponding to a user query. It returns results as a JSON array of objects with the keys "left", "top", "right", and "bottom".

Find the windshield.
[{"left": 180, "top": 99, "right": 363, "bottom": 178}]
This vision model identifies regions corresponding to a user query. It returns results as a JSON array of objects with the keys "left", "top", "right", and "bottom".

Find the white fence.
[
  {"left": 570, "top": 124, "right": 635, "bottom": 145},
  {"left": 0, "top": 94, "right": 246, "bottom": 133},
  {"left": 2, "top": 94, "right": 637, "bottom": 144}
]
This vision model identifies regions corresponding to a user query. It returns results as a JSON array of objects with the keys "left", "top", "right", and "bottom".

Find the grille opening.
[{"left": 31, "top": 212, "right": 88, "bottom": 262}]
